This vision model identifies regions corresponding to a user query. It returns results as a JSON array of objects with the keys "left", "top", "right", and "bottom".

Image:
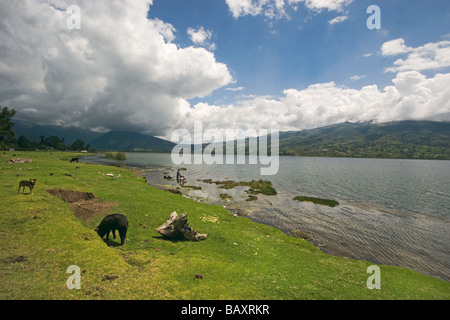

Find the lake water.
[{"left": 84, "top": 153, "right": 450, "bottom": 281}]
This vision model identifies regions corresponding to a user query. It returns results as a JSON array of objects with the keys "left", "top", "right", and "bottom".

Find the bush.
[{"left": 105, "top": 152, "right": 127, "bottom": 161}]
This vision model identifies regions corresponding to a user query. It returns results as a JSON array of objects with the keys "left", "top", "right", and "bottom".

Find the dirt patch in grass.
[
  {"left": 47, "top": 188, "right": 117, "bottom": 221},
  {"left": 3, "top": 255, "right": 28, "bottom": 264},
  {"left": 291, "top": 230, "right": 311, "bottom": 240}
]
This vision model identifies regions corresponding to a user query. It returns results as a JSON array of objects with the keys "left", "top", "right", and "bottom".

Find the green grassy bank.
[{"left": 0, "top": 151, "right": 448, "bottom": 300}]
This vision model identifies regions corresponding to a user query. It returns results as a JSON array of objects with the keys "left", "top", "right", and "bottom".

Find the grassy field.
[{"left": 0, "top": 151, "right": 448, "bottom": 300}]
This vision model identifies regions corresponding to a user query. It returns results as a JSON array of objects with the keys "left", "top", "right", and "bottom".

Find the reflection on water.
[{"left": 83, "top": 153, "right": 450, "bottom": 281}]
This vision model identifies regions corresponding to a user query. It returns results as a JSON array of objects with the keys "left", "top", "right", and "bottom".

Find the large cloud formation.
[
  {"left": 381, "top": 38, "right": 450, "bottom": 73},
  {"left": 183, "top": 72, "right": 450, "bottom": 133},
  {"left": 181, "top": 38, "right": 450, "bottom": 135},
  {"left": 1, "top": 2, "right": 449, "bottom": 140},
  {"left": 0, "top": 0, "right": 232, "bottom": 135}
]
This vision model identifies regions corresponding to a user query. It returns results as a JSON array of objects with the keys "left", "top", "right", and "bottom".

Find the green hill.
[
  {"left": 279, "top": 120, "right": 450, "bottom": 159},
  {"left": 12, "top": 119, "right": 450, "bottom": 159},
  {"left": 12, "top": 119, "right": 103, "bottom": 145},
  {"left": 89, "top": 130, "right": 175, "bottom": 152}
]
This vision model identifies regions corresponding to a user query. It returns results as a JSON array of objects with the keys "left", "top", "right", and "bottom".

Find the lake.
[{"left": 84, "top": 153, "right": 450, "bottom": 281}]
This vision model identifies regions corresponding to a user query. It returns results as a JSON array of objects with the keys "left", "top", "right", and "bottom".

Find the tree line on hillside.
[
  {"left": 279, "top": 143, "right": 450, "bottom": 160},
  {"left": 0, "top": 107, "right": 88, "bottom": 151},
  {"left": 278, "top": 121, "right": 450, "bottom": 160}
]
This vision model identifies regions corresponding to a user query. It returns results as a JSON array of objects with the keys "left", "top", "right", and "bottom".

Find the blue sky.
[
  {"left": 1, "top": 0, "right": 449, "bottom": 136},
  {"left": 148, "top": 0, "right": 450, "bottom": 106}
]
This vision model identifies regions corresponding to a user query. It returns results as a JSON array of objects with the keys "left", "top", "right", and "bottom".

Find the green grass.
[
  {"left": 0, "top": 151, "right": 448, "bottom": 300},
  {"left": 293, "top": 196, "right": 340, "bottom": 207},
  {"left": 219, "top": 193, "right": 232, "bottom": 201},
  {"left": 183, "top": 185, "right": 202, "bottom": 190}
]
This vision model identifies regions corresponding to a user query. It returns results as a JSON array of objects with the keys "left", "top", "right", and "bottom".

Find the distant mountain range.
[
  {"left": 278, "top": 120, "right": 450, "bottom": 159},
  {"left": 12, "top": 119, "right": 175, "bottom": 152},
  {"left": 13, "top": 120, "right": 103, "bottom": 146},
  {"left": 12, "top": 119, "right": 450, "bottom": 159}
]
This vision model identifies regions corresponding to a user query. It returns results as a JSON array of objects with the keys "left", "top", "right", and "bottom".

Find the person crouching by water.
[{"left": 176, "top": 169, "right": 185, "bottom": 185}]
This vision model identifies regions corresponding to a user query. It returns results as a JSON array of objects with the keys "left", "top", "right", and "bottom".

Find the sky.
[{"left": 1, "top": 0, "right": 450, "bottom": 140}]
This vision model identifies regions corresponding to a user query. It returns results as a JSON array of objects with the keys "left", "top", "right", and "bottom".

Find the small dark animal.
[
  {"left": 70, "top": 157, "right": 79, "bottom": 163},
  {"left": 18, "top": 179, "right": 37, "bottom": 194},
  {"left": 95, "top": 213, "right": 128, "bottom": 246},
  {"left": 193, "top": 273, "right": 203, "bottom": 280}
]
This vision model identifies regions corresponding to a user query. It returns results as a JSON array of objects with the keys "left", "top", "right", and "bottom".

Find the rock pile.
[{"left": 7, "top": 158, "right": 32, "bottom": 164}]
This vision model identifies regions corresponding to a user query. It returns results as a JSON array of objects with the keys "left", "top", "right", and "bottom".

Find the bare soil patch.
[
  {"left": 3, "top": 255, "right": 28, "bottom": 264},
  {"left": 47, "top": 189, "right": 117, "bottom": 221}
]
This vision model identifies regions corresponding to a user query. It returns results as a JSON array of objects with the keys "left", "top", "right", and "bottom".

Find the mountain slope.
[
  {"left": 89, "top": 130, "right": 175, "bottom": 152},
  {"left": 13, "top": 119, "right": 103, "bottom": 145},
  {"left": 12, "top": 119, "right": 450, "bottom": 158},
  {"left": 278, "top": 120, "right": 450, "bottom": 159}
]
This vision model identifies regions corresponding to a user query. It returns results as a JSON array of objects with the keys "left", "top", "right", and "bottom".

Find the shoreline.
[
  {"left": 2, "top": 151, "right": 449, "bottom": 300},
  {"left": 81, "top": 155, "right": 450, "bottom": 281},
  {"left": 146, "top": 167, "right": 450, "bottom": 281}
]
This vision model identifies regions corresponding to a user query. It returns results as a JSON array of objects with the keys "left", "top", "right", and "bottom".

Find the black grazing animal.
[
  {"left": 18, "top": 179, "right": 37, "bottom": 194},
  {"left": 95, "top": 214, "right": 128, "bottom": 246},
  {"left": 70, "top": 157, "right": 79, "bottom": 163}
]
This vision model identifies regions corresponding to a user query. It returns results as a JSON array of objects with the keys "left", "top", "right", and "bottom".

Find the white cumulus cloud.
[
  {"left": 328, "top": 15, "right": 348, "bottom": 25},
  {"left": 382, "top": 39, "right": 450, "bottom": 73},
  {"left": 187, "top": 26, "right": 215, "bottom": 50},
  {"left": 225, "top": 0, "right": 353, "bottom": 19},
  {"left": 0, "top": 0, "right": 233, "bottom": 135},
  {"left": 289, "top": 0, "right": 354, "bottom": 12},
  {"left": 381, "top": 38, "right": 413, "bottom": 56},
  {"left": 177, "top": 70, "right": 450, "bottom": 136},
  {"left": 350, "top": 75, "right": 366, "bottom": 81},
  {"left": 225, "top": 87, "right": 245, "bottom": 91}
]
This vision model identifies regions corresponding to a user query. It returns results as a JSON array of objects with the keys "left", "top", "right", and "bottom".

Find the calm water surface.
[{"left": 84, "top": 153, "right": 450, "bottom": 281}]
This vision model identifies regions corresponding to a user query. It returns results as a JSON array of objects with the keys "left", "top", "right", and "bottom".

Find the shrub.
[{"left": 105, "top": 152, "right": 127, "bottom": 161}]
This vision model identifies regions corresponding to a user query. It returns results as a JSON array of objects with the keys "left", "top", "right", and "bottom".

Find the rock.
[
  {"left": 7, "top": 158, "right": 32, "bottom": 164},
  {"left": 155, "top": 211, "right": 207, "bottom": 241},
  {"left": 167, "top": 189, "right": 182, "bottom": 195}
]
